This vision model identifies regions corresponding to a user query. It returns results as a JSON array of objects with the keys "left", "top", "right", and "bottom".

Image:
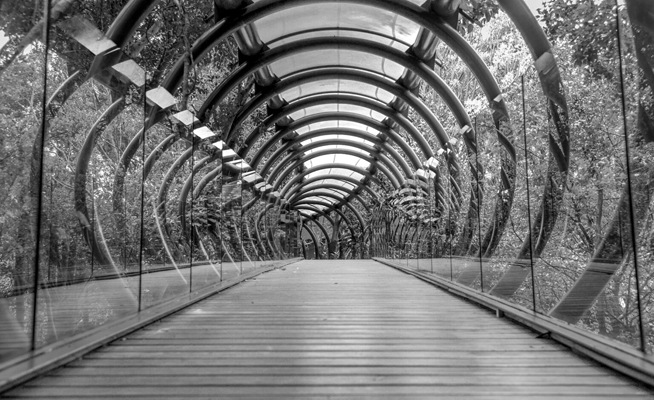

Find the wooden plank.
[
  {"left": 6, "top": 385, "right": 653, "bottom": 397},
  {"left": 0, "top": 260, "right": 301, "bottom": 393},
  {"left": 376, "top": 257, "right": 654, "bottom": 388},
  {"left": 0, "top": 396, "right": 651, "bottom": 400},
  {"left": 4, "top": 260, "right": 651, "bottom": 399}
]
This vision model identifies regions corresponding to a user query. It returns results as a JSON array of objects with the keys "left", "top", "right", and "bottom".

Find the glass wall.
[
  {"left": 0, "top": 3, "right": 299, "bottom": 367},
  {"left": 373, "top": 2, "right": 653, "bottom": 355}
]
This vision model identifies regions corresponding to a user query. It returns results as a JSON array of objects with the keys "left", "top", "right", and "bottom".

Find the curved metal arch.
[
  {"left": 179, "top": 156, "right": 248, "bottom": 243},
  {"left": 74, "top": 98, "right": 125, "bottom": 267},
  {"left": 285, "top": 174, "right": 380, "bottom": 205},
  {"left": 290, "top": 184, "right": 361, "bottom": 202},
  {"left": 240, "top": 92, "right": 429, "bottom": 168},
  {"left": 264, "top": 211, "right": 285, "bottom": 259},
  {"left": 105, "top": 0, "right": 158, "bottom": 46},
  {"left": 225, "top": 68, "right": 447, "bottom": 166},
  {"left": 101, "top": 0, "right": 486, "bottom": 266},
  {"left": 250, "top": 207, "right": 273, "bottom": 261},
  {"left": 194, "top": 35, "right": 473, "bottom": 230},
  {"left": 240, "top": 93, "right": 439, "bottom": 197},
  {"left": 274, "top": 158, "right": 394, "bottom": 225},
  {"left": 197, "top": 36, "right": 474, "bottom": 145},
  {"left": 155, "top": 144, "right": 199, "bottom": 236},
  {"left": 241, "top": 197, "right": 270, "bottom": 260},
  {"left": 143, "top": 0, "right": 511, "bottom": 125},
  {"left": 265, "top": 138, "right": 407, "bottom": 187},
  {"left": 241, "top": 214, "right": 263, "bottom": 262},
  {"left": 270, "top": 147, "right": 401, "bottom": 190},
  {"left": 178, "top": 155, "right": 219, "bottom": 232},
  {"left": 131, "top": 1, "right": 520, "bottom": 231},
  {"left": 248, "top": 113, "right": 424, "bottom": 171},
  {"left": 297, "top": 203, "right": 366, "bottom": 259},
  {"left": 278, "top": 163, "right": 381, "bottom": 199},
  {"left": 193, "top": 37, "right": 474, "bottom": 183},
  {"left": 488, "top": 0, "right": 571, "bottom": 299},
  {"left": 159, "top": 164, "right": 201, "bottom": 258},
  {"left": 299, "top": 213, "right": 331, "bottom": 259},
  {"left": 301, "top": 222, "right": 321, "bottom": 259},
  {"left": 294, "top": 200, "right": 355, "bottom": 233},
  {"left": 291, "top": 190, "right": 366, "bottom": 233},
  {"left": 290, "top": 183, "right": 371, "bottom": 212},
  {"left": 298, "top": 205, "right": 335, "bottom": 229},
  {"left": 294, "top": 204, "right": 358, "bottom": 257},
  {"left": 143, "top": 133, "right": 179, "bottom": 178},
  {"left": 294, "top": 203, "right": 359, "bottom": 255},
  {"left": 256, "top": 205, "right": 282, "bottom": 260},
  {"left": 286, "top": 179, "right": 378, "bottom": 251},
  {"left": 111, "top": 0, "right": 520, "bottom": 255},
  {"left": 102, "top": 0, "right": 576, "bottom": 276},
  {"left": 257, "top": 126, "right": 416, "bottom": 179}
]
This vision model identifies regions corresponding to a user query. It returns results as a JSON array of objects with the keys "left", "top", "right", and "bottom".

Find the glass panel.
[
  {"left": 34, "top": 9, "right": 144, "bottom": 345},
  {"left": 305, "top": 154, "right": 370, "bottom": 170},
  {"left": 296, "top": 120, "right": 381, "bottom": 135},
  {"left": 289, "top": 102, "right": 388, "bottom": 122},
  {"left": 270, "top": 49, "right": 405, "bottom": 81},
  {"left": 282, "top": 79, "right": 395, "bottom": 104},
  {"left": 241, "top": 183, "right": 260, "bottom": 274},
  {"left": 0, "top": 0, "right": 48, "bottom": 360},
  {"left": 304, "top": 144, "right": 370, "bottom": 156},
  {"left": 254, "top": 3, "right": 421, "bottom": 49},
  {"left": 269, "top": 29, "right": 412, "bottom": 52},
  {"left": 300, "top": 135, "right": 376, "bottom": 147},
  {"left": 141, "top": 132, "right": 191, "bottom": 307},
  {"left": 188, "top": 152, "right": 223, "bottom": 292},
  {"left": 221, "top": 156, "right": 242, "bottom": 280}
]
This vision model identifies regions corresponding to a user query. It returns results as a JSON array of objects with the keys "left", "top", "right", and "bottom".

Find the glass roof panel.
[
  {"left": 288, "top": 102, "right": 387, "bottom": 122},
  {"left": 300, "top": 187, "right": 349, "bottom": 198},
  {"left": 300, "top": 135, "right": 376, "bottom": 147},
  {"left": 270, "top": 50, "right": 405, "bottom": 81},
  {"left": 295, "top": 120, "right": 382, "bottom": 135},
  {"left": 303, "top": 195, "right": 340, "bottom": 205},
  {"left": 301, "top": 209, "right": 317, "bottom": 217},
  {"left": 321, "top": 195, "right": 343, "bottom": 203},
  {"left": 270, "top": 29, "right": 411, "bottom": 51},
  {"left": 253, "top": 3, "right": 421, "bottom": 49},
  {"left": 322, "top": 187, "right": 350, "bottom": 197},
  {"left": 281, "top": 79, "right": 395, "bottom": 104},
  {"left": 304, "top": 154, "right": 371, "bottom": 170},
  {"left": 302, "top": 178, "right": 358, "bottom": 192},
  {"left": 306, "top": 167, "right": 364, "bottom": 181},
  {"left": 304, "top": 144, "right": 371, "bottom": 156}
]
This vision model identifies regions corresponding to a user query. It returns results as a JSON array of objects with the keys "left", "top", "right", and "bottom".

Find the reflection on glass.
[
  {"left": 0, "top": 1, "right": 48, "bottom": 360},
  {"left": 188, "top": 152, "right": 223, "bottom": 292},
  {"left": 221, "top": 159, "right": 242, "bottom": 280}
]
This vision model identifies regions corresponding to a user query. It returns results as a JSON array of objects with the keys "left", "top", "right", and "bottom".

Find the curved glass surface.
[{"left": 254, "top": 3, "right": 421, "bottom": 48}]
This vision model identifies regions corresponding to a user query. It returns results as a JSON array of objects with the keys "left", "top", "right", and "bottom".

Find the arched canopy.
[{"left": 30, "top": 0, "right": 570, "bottom": 287}]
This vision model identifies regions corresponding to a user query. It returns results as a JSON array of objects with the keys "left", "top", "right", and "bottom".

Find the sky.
[
  {"left": 525, "top": 0, "right": 546, "bottom": 15},
  {"left": 0, "top": 31, "right": 7, "bottom": 51}
]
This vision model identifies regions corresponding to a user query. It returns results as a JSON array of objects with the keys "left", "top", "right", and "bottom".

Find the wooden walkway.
[{"left": 3, "top": 260, "right": 652, "bottom": 399}]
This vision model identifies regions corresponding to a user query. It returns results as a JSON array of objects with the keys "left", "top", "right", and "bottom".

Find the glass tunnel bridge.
[{"left": 0, "top": 0, "right": 653, "bottom": 396}]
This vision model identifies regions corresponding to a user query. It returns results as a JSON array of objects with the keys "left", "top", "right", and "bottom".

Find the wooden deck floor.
[{"left": 3, "top": 260, "right": 652, "bottom": 399}]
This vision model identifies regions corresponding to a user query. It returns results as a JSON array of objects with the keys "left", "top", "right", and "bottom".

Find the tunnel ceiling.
[
  {"left": 195, "top": 0, "right": 565, "bottom": 252},
  {"left": 49, "top": 0, "right": 569, "bottom": 265}
]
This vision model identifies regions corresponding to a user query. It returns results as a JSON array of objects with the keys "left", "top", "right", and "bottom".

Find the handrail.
[
  {"left": 1, "top": 261, "right": 216, "bottom": 298},
  {"left": 0, "top": 258, "right": 303, "bottom": 393},
  {"left": 374, "top": 257, "right": 654, "bottom": 388}
]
